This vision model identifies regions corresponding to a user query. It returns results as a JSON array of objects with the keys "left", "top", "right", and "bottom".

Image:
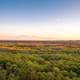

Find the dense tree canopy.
[{"left": 0, "top": 41, "right": 80, "bottom": 80}]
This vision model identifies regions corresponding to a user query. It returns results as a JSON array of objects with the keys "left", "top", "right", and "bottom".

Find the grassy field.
[{"left": 0, "top": 40, "right": 80, "bottom": 80}]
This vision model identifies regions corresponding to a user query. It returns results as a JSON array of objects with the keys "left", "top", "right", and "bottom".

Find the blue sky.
[{"left": 0, "top": 0, "right": 80, "bottom": 40}]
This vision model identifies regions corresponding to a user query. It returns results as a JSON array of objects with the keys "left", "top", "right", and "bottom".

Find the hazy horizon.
[{"left": 0, "top": 0, "right": 80, "bottom": 40}]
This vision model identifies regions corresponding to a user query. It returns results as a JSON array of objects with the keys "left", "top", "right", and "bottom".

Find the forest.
[{"left": 0, "top": 40, "right": 80, "bottom": 80}]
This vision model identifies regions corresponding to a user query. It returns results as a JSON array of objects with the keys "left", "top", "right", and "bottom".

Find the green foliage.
[{"left": 0, "top": 44, "right": 80, "bottom": 80}]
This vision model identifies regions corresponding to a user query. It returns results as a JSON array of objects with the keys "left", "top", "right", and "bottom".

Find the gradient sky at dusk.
[{"left": 0, "top": 0, "right": 80, "bottom": 40}]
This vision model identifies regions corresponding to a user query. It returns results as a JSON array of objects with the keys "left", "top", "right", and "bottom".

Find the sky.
[{"left": 0, "top": 0, "right": 80, "bottom": 40}]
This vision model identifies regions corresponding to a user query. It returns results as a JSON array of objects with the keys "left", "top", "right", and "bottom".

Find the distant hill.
[{"left": 0, "top": 35, "right": 53, "bottom": 40}]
